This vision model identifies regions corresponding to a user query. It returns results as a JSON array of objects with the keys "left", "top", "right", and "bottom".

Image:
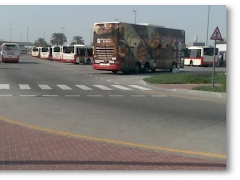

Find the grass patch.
[
  {"left": 144, "top": 71, "right": 226, "bottom": 92},
  {"left": 192, "top": 85, "right": 226, "bottom": 92}
]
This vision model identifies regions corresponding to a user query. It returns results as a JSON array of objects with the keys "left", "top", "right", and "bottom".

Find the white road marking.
[
  {"left": 109, "top": 95, "right": 124, "bottom": 97},
  {"left": 111, "top": 85, "right": 132, "bottom": 90},
  {"left": 19, "top": 84, "right": 31, "bottom": 90},
  {"left": 87, "top": 95, "right": 103, "bottom": 97},
  {"left": 0, "top": 84, "right": 10, "bottom": 89},
  {"left": 128, "top": 85, "right": 152, "bottom": 91},
  {"left": 20, "top": 95, "right": 36, "bottom": 97},
  {"left": 57, "top": 85, "right": 72, "bottom": 90},
  {"left": 130, "top": 95, "right": 146, "bottom": 97},
  {"left": 151, "top": 95, "right": 167, "bottom": 97},
  {"left": 65, "top": 95, "right": 81, "bottom": 97},
  {"left": 42, "top": 95, "right": 58, "bottom": 97},
  {"left": 93, "top": 85, "right": 113, "bottom": 90},
  {"left": 38, "top": 85, "right": 52, "bottom": 90},
  {"left": 0, "top": 95, "right": 13, "bottom": 97},
  {"left": 75, "top": 85, "right": 93, "bottom": 90}
]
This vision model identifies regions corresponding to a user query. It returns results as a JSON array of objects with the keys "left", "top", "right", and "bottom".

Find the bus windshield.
[
  {"left": 94, "top": 23, "right": 119, "bottom": 39},
  {"left": 53, "top": 47, "right": 60, "bottom": 52},
  {"left": 32, "top": 47, "right": 38, "bottom": 51},
  {"left": 3, "top": 45, "right": 18, "bottom": 51},
  {"left": 63, "top": 47, "right": 74, "bottom": 54},
  {"left": 42, "top": 48, "right": 49, "bottom": 52},
  {"left": 188, "top": 49, "right": 201, "bottom": 58},
  {"left": 204, "top": 48, "right": 218, "bottom": 56}
]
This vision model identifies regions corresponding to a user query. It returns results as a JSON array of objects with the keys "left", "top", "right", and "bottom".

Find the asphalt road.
[{"left": 0, "top": 55, "right": 226, "bottom": 160}]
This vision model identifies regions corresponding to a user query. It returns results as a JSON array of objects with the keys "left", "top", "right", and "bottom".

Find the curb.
[
  {"left": 142, "top": 80, "right": 226, "bottom": 98},
  {"left": 173, "top": 89, "right": 226, "bottom": 98}
]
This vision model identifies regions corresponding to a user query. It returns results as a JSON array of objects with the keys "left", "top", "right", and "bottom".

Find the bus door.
[
  {"left": 76, "top": 47, "right": 86, "bottom": 64},
  {"left": 86, "top": 48, "right": 93, "bottom": 64},
  {"left": 49, "top": 47, "right": 53, "bottom": 60}
]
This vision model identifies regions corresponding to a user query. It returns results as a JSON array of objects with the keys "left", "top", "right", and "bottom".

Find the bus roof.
[
  {"left": 187, "top": 46, "right": 215, "bottom": 49},
  {"left": 93, "top": 22, "right": 185, "bottom": 31},
  {"left": 74, "top": 44, "right": 92, "bottom": 48},
  {"left": 2, "top": 43, "right": 19, "bottom": 46},
  {"left": 136, "top": 23, "right": 165, "bottom": 28}
]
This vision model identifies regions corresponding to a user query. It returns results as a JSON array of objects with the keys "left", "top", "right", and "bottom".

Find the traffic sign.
[{"left": 210, "top": 26, "right": 223, "bottom": 40}]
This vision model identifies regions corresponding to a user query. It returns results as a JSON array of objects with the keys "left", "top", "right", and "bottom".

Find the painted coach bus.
[{"left": 92, "top": 22, "right": 186, "bottom": 74}]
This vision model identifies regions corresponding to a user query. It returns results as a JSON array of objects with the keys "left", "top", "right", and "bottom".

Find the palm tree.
[
  {"left": 50, "top": 33, "right": 67, "bottom": 46},
  {"left": 71, "top": 36, "right": 84, "bottom": 45},
  {"left": 34, "top": 38, "right": 48, "bottom": 47}
]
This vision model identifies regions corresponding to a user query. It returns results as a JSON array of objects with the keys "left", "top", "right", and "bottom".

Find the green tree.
[
  {"left": 34, "top": 38, "right": 49, "bottom": 47},
  {"left": 50, "top": 33, "right": 67, "bottom": 46},
  {"left": 71, "top": 36, "right": 84, "bottom": 45}
]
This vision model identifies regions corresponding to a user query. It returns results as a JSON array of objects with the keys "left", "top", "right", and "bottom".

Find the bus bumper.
[{"left": 92, "top": 63, "right": 120, "bottom": 71}]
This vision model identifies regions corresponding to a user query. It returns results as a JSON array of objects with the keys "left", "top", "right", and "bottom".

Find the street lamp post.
[
  {"left": 44, "top": 31, "right": 45, "bottom": 40},
  {"left": 90, "top": 29, "right": 92, "bottom": 45},
  {"left": 206, "top": 5, "right": 210, "bottom": 46},
  {"left": 21, "top": 32, "right": 22, "bottom": 42},
  {"left": 61, "top": 27, "right": 65, "bottom": 34},
  {"left": 10, "top": 28, "right": 12, "bottom": 42},
  {"left": 133, "top": 10, "right": 137, "bottom": 24},
  {"left": 27, "top": 27, "right": 29, "bottom": 53}
]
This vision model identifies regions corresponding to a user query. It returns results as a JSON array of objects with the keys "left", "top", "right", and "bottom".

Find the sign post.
[{"left": 210, "top": 26, "right": 222, "bottom": 87}]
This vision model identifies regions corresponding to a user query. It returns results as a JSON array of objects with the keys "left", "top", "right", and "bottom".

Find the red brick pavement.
[{"left": 0, "top": 120, "right": 226, "bottom": 170}]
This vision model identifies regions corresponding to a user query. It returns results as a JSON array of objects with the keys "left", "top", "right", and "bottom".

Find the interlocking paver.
[{"left": 0, "top": 120, "right": 226, "bottom": 170}]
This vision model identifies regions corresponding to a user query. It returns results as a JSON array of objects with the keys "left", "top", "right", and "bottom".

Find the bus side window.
[
  {"left": 196, "top": 49, "right": 201, "bottom": 58},
  {"left": 79, "top": 48, "right": 85, "bottom": 56},
  {"left": 87, "top": 48, "right": 93, "bottom": 56}
]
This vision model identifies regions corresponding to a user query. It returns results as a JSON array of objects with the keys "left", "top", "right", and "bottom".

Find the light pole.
[
  {"left": 90, "top": 29, "right": 92, "bottom": 45},
  {"left": 206, "top": 5, "right": 210, "bottom": 46},
  {"left": 9, "top": 28, "right": 12, "bottom": 42},
  {"left": 61, "top": 27, "right": 65, "bottom": 34},
  {"left": 133, "top": 10, "right": 136, "bottom": 24},
  {"left": 27, "top": 27, "right": 29, "bottom": 53},
  {"left": 21, "top": 32, "right": 22, "bottom": 42}
]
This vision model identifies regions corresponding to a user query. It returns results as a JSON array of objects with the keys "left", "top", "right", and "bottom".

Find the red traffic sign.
[{"left": 210, "top": 26, "right": 223, "bottom": 40}]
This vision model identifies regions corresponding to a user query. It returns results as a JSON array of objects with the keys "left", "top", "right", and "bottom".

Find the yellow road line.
[{"left": 0, "top": 115, "right": 226, "bottom": 159}]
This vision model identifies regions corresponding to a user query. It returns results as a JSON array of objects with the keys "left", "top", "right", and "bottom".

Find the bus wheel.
[
  {"left": 122, "top": 71, "right": 130, "bottom": 75},
  {"left": 87, "top": 59, "right": 91, "bottom": 65},
  {"left": 134, "top": 63, "right": 141, "bottom": 74},
  {"left": 144, "top": 63, "right": 150, "bottom": 73},
  {"left": 112, "top": 71, "right": 118, "bottom": 74},
  {"left": 190, "top": 60, "right": 193, "bottom": 66}
]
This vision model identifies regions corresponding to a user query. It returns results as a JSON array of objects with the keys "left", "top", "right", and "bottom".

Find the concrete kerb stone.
[
  {"left": 175, "top": 89, "right": 226, "bottom": 98},
  {"left": 142, "top": 80, "right": 226, "bottom": 98}
]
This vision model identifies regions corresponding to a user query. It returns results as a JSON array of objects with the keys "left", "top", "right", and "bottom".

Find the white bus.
[
  {"left": 31, "top": 47, "right": 39, "bottom": 57},
  {"left": 61, "top": 44, "right": 93, "bottom": 64},
  {"left": 39, "top": 47, "right": 51, "bottom": 60},
  {"left": 0, "top": 43, "right": 20, "bottom": 63},
  {"left": 184, "top": 46, "right": 219, "bottom": 67},
  {"left": 51, "top": 46, "right": 61, "bottom": 61}
]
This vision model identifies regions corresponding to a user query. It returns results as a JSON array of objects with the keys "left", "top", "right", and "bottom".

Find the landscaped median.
[{"left": 143, "top": 71, "right": 226, "bottom": 93}]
